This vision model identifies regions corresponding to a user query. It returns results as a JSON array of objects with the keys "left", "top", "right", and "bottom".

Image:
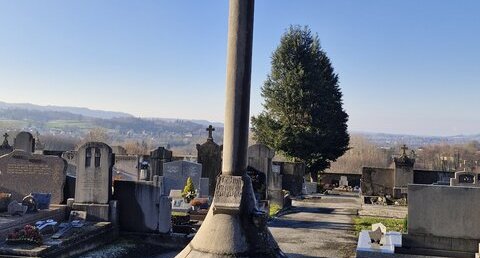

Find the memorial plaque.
[
  {"left": 213, "top": 175, "right": 244, "bottom": 212},
  {"left": 459, "top": 174, "right": 474, "bottom": 184},
  {"left": 0, "top": 150, "right": 66, "bottom": 204}
]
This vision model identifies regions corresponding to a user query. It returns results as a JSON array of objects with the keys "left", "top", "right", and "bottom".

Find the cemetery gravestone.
[
  {"left": 199, "top": 178, "right": 210, "bottom": 198},
  {"left": 13, "top": 132, "right": 35, "bottom": 154},
  {"left": 74, "top": 142, "right": 113, "bottom": 203},
  {"left": 62, "top": 151, "right": 77, "bottom": 176},
  {"left": 393, "top": 145, "right": 415, "bottom": 198},
  {"left": 163, "top": 160, "right": 202, "bottom": 196},
  {"left": 450, "top": 171, "right": 480, "bottom": 187},
  {"left": 247, "top": 144, "right": 275, "bottom": 200},
  {"left": 0, "top": 150, "right": 67, "bottom": 204},
  {"left": 196, "top": 125, "right": 223, "bottom": 196},
  {"left": 73, "top": 142, "right": 114, "bottom": 221},
  {"left": 149, "top": 147, "right": 173, "bottom": 180}
]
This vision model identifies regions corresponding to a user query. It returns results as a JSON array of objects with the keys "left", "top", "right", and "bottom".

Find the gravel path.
[{"left": 269, "top": 195, "right": 361, "bottom": 258}]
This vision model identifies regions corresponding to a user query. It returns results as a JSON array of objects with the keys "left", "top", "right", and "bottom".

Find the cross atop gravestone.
[
  {"left": 401, "top": 144, "right": 408, "bottom": 156},
  {"left": 2, "top": 133, "right": 9, "bottom": 147},
  {"left": 206, "top": 125, "right": 215, "bottom": 141}
]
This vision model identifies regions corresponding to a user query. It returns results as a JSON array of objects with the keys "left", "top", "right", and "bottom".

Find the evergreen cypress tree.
[{"left": 252, "top": 25, "right": 349, "bottom": 181}]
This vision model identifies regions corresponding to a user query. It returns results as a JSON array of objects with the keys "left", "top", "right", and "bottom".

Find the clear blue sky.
[{"left": 0, "top": 1, "right": 479, "bottom": 136}]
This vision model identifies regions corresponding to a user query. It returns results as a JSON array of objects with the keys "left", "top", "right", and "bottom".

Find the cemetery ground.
[
  {"left": 77, "top": 194, "right": 365, "bottom": 258},
  {"left": 269, "top": 194, "right": 360, "bottom": 258}
]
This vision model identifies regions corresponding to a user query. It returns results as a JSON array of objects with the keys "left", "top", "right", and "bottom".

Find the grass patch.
[
  {"left": 353, "top": 216, "right": 406, "bottom": 234},
  {"left": 171, "top": 211, "right": 188, "bottom": 216},
  {"left": 0, "top": 119, "right": 29, "bottom": 129}
]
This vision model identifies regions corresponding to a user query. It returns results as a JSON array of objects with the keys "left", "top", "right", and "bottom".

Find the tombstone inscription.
[
  {"left": 213, "top": 175, "right": 243, "bottom": 212},
  {"left": 0, "top": 150, "right": 67, "bottom": 204}
]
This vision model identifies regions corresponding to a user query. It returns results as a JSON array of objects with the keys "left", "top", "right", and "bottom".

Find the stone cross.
[
  {"left": 401, "top": 144, "right": 408, "bottom": 156},
  {"left": 206, "top": 125, "right": 215, "bottom": 140},
  {"left": 2, "top": 133, "right": 9, "bottom": 146}
]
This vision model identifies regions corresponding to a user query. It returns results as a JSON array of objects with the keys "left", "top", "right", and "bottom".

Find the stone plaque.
[
  {"left": 0, "top": 150, "right": 66, "bottom": 204},
  {"left": 213, "top": 175, "right": 243, "bottom": 212},
  {"left": 459, "top": 174, "right": 474, "bottom": 184}
]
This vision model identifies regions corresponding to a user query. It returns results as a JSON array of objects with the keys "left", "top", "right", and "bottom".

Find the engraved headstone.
[
  {"left": 74, "top": 142, "right": 114, "bottom": 204},
  {"left": 0, "top": 150, "right": 67, "bottom": 204},
  {"left": 163, "top": 160, "right": 203, "bottom": 195},
  {"left": 14, "top": 131, "right": 35, "bottom": 154}
]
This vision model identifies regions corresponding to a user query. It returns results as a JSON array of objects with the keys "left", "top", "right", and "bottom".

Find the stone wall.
[{"left": 406, "top": 184, "right": 480, "bottom": 253}]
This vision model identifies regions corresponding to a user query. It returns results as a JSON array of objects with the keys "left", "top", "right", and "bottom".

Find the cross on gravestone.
[
  {"left": 206, "top": 125, "right": 215, "bottom": 140},
  {"left": 401, "top": 144, "right": 408, "bottom": 156},
  {"left": 2, "top": 133, "right": 9, "bottom": 146}
]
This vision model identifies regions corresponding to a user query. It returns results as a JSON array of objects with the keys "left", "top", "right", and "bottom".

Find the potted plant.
[{"left": 182, "top": 177, "right": 197, "bottom": 203}]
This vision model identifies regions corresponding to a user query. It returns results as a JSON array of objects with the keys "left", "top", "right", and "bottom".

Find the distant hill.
[
  {"left": 0, "top": 101, "right": 224, "bottom": 152},
  {"left": 0, "top": 101, "right": 133, "bottom": 119},
  {"left": 355, "top": 131, "right": 480, "bottom": 148}
]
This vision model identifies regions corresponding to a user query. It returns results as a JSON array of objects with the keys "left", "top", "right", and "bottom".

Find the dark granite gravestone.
[
  {"left": 196, "top": 125, "right": 223, "bottom": 196},
  {"left": 114, "top": 180, "right": 171, "bottom": 233},
  {"left": 247, "top": 144, "right": 275, "bottom": 200},
  {"left": 0, "top": 150, "right": 67, "bottom": 204},
  {"left": 459, "top": 174, "right": 474, "bottom": 183},
  {"left": 163, "top": 160, "right": 202, "bottom": 196},
  {"left": 0, "top": 133, "right": 13, "bottom": 156},
  {"left": 13, "top": 131, "right": 35, "bottom": 154},
  {"left": 149, "top": 147, "right": 172, "bottom": 179},
  {"left": 246, "top": 166, "right": 266, "bottom": 201}
]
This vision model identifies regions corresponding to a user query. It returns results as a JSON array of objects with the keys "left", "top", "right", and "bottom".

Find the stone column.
[
  {"left": 222, "top": 0, "right": 254, "bottom": 176},
  {"left": 176, "top": 0, "right": 285, "bottom": 257}
]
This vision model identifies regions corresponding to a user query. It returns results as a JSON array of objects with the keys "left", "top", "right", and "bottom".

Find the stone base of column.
[{"left": 175, "top": 175, "right": 286, "bottom": 258}]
